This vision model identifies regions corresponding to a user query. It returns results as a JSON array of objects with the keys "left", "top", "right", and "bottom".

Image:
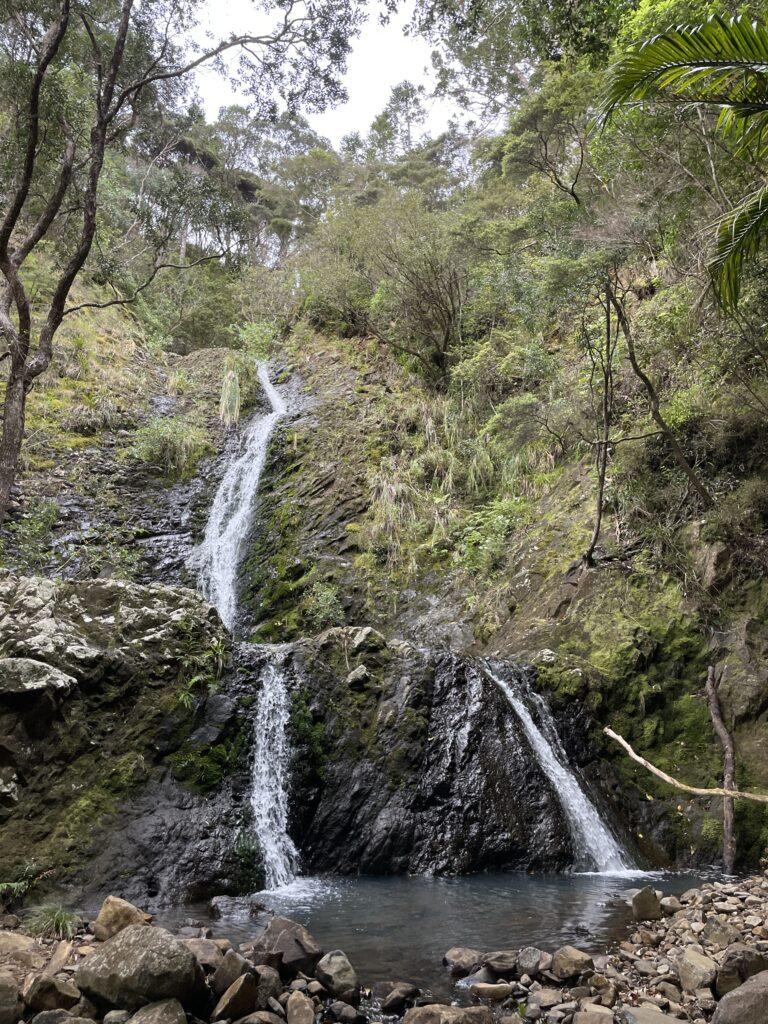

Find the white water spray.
[
  {"left": 250, "top": 652, "right": 299, "bottom": 889},
  {"left": 487, "top": 670, "right": 633, "bottom": 873},
  {"left": 189, "top": 364, "right": 286, "bottom": 630}
]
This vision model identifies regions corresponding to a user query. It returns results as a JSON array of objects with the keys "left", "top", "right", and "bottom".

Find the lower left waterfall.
[{"left": 248, "top": 647, "right": 299, "bottom": 890}]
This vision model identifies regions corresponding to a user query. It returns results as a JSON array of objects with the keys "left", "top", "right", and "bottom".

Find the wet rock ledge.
[{"left": 2, "top": 875, "right": 768, "bottom": 1024}]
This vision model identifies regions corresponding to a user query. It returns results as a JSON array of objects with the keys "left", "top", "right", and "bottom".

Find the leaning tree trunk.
[
  {"left": 0, "top": 368, "right": 27, "bottom": 519},
  {"left": 705, "top": 665, "right": 737, "bottom": 874}
]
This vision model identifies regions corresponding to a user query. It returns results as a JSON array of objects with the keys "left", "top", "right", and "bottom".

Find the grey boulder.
[
  {"left": 0, "top": 974, "right": 21, "bottom": 1024},
  {"left": 631, "top": 887, "right": 662, "bottom": 922},
  {"left": 75, "top": 926, "right": 207, "bottom": 1011},
  {"left": 128, "top": 1001, "right": 186, "bottom": 1024},
  {"left": 712, "top": 970, "right": 768, "bottom": 1024},
  {"left": 315, "top": 952, "right": 357, "bottom": 997},
  {"left": 253, "top": 918, "right": 322, "bottom": 978}
]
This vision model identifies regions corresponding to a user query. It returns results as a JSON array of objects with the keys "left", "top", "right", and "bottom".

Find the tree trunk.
[
  {"left": 705, "top": 665, "right": 737, "bottom": 874},
  {"left": 0, "top": 369, "right": 27, "bottom": 518},
  {"left": 606, "top": 281, "right": 714, "bottom": 509}
]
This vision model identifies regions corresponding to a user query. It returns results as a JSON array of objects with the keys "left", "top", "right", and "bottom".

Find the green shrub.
[
  {"left": 169, "top": 731, "right": 248, "bottom": 792},
  {"left": 0, "top": 499, "right": 58, "bottom": 571},
  {"left": 302, "top": 580, "right": 345, "bottom": 631},
  {"left": 131, "top": 417, "right": 212, "bottom": 479},
  {"left": 25, "top": 905, "right": 81, "bottom": 940},
  {"left": 0, "top": 863, "right": 38, "bottom": 910}
]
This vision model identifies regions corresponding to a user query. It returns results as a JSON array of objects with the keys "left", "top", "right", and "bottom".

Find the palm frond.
[
  {"left": 599, "top": 15, "right": 768, "bottom": 125},
  {"left": 709, "top": 184, "right": 768, "bottom": 308}
]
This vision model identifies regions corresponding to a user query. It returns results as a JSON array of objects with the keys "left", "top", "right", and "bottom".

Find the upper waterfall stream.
[{"left": 189, "top": 363, "right": 287, "bottom": 632}]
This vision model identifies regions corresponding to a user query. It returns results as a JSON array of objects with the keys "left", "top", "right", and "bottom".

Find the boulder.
[
  {"left": 0, "top": 658, "right": 75, "bottom": 701},
  {"left": 315, "top": 952, "right": 357, "bottom": 997},
  {"left": 516, "top": 947, "right": 548, "bottom": 978},
  {"left": 128, "top": 1000, "right": 186, "bottom": 1024},
  {"left": 701, "top": 918, "right": 741, "bottom": 948},
  {"left": 43, "top": 942, "right": 74, "bottom": 978},
  {"left": 527, "top": 989, "right": 563, "bottom": 1011},
  {"left": 617, "top": 1009, "right": 677, "bottom": 1023},
  {"left": 24, "top": 976, "right": 80, "bottom": 1013},
  {"left": 285, "top": 991, "right": 314, "bottom": 1024},
  {"left": 103, "top": 1012, "right": 132, "bottom": 1024},
  {"left": 75, "top": 925, "right": 207, "bottom": 1011},
  {"left": 212, "top": 975, "right": 258, "bottom": 1022},
  {"left": 404, "top": 1007, "right": 493, "bottom": 1024},
  {"left": 92, "top": 898, "right": 151, "bottom": 943},
  {"left": 469, "top": 983, "right": 514, "bottom": 1002},
  {"left": 0, "top": 933, "right": 35, "bottom": 956},
  {"left": 235, "top": 1014, "right": 285, "bottom": 1024},
  {"left": 251, "top": 918, "right": 322, "bottom": 978},
  {"left": 676, "top": 947, "right": 717, "bottom": 992},
  {"left": 632, "top": 888, "right": 662, "bottom": 922},
  {"left": 212, "top": 950, "right": 253, "bottom": 997},
  {"left": 712, "top": 971, "right": 768, "bottom": 1024},
  {"left": 253, "top": 967, "right": 282, "bottom": 1010},
  {"left": 715, "top": 945, "right": 768, "bottom": 997},
  {"left": 659, "top": 896, "right": 682, "bottom": 916},
  {"left": 326, "top": 1003, "right": 362, "bottom": 1024},
  {"left": 482, "top": 951, "right": 517, "bottom": 976},
  {"left": 574, "top": 1012, "right": 614, "bottom": 1024},
  {"left": 380, "top": 983, "right": 420, "bottom": 1015},
  {"left": 551, "top": 946, "right": 593, "bottom": 981},
  {"left": 180, "top": 940, "right": 223, "bottom": 973},
  {"left": 31, "top": 1012, "right": 74, "bottom": 1024},
  {"left": 0, "top": 973, "right": 21, "bottom": 1024},
  {"left": 442, "top": 949, "right": 482, "bottom": 978}
]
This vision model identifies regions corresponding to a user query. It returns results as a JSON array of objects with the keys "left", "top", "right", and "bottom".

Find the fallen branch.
[{"left": 603, "top": 726, "right": 768, "bottom": 804}]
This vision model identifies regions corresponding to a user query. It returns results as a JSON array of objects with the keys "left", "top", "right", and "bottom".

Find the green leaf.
[
  {"left": 709, "top": 184, "right": 768, "bottom": 309},
  {"left": 599, "top": 15, "right": 768, "bottom": 126}
]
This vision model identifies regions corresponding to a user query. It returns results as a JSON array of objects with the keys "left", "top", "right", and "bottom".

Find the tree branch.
[{"left": 604, "top": 726, "right": 768, "bottom": 803}]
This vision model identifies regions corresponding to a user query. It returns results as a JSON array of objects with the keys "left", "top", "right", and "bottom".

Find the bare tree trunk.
[
  {"left": 179, "top": 208, "right": 190, "bottom": 262},
  {"left": 0, "top": 370, "right": 26, "bottom": 513},
  {"left": 584, "top": 288, "right": 615, "bottom": 566},
  {"left": 705, "top": 665, "right": 737, "bottom": 874},
  {"left": 606, "top": 280, "right": 714, "bottom": 509}
]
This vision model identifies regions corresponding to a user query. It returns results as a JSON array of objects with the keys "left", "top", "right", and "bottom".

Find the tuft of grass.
[
  {"left": 219, "top": 364, "right": 242, "bottom": 429},
  {"left": 25, "top": 904, "right": 82, "bottom": 940},
  {"left": 131, "top": 417, "right": 212, "bottom": 480}
]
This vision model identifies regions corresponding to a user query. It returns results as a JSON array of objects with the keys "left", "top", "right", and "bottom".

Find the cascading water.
[
  {"left": 249, "top": 651, "right": 299, "bottom": 889},
  {"left": 190, "top": 364, "right": 297, "bottom": 890},
  {"left": 486, "top": 668, "right": 634, "bottom": 874},
  {"left": 189, "top": 363, "right": 287, "bottom": 631}
]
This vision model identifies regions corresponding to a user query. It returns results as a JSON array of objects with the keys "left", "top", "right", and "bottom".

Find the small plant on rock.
[
  {"left": 302, "top": 579, "right": 345, "bottom": 631},
  {"left": 25, "top": 905, "right": 81, "bottom": 940}
]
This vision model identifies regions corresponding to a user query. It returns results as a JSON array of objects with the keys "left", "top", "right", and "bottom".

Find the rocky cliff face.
[
  {"left": 271, "top": 626, "right": 637, "bottom": 877},
  {"left": 282, "top": 628, "right": 583, "bottom": 875},
  {"left": 0, "top": 574, "right": 260, "bottom": 903},
  {"left": 0, "top": 573, "right": 631, "bottom": 903}
]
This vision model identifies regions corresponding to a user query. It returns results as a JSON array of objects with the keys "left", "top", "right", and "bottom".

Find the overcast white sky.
[{"left": 194, "top": 0, "right": 456, "bottom": 146}]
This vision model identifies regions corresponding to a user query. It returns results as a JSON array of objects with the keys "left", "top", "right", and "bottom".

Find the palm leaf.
[
  {"left": 709, "top": 184, "right": 768, "bottom": 308},
  {"left": 599, "top": 15, "right": 768, "bottom": 125}
]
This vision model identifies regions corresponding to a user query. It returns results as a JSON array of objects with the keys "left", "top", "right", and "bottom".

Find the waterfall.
[
  {"left": 487, "top": 669, "right": 634, "bottom": 874},
  {"left": 250, "top": 651, "right": 299, "bottom": 889},
  {"left": 190, "top": 364, "right": 297, "bottom": 890},
  {"left": 189, "top": 363, "right": 287, "bottom": 631}
]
